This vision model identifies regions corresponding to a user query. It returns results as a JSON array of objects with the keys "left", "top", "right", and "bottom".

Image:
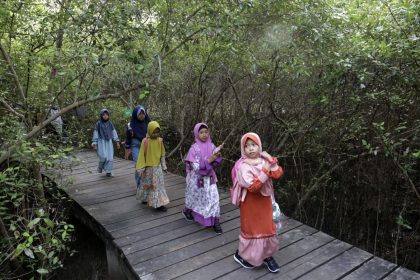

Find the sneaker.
[
  {"left": 213, "top": 223, "right": 223, "bottom": 235},
  {"left": 233, "top": 251, "right": 254, "bottom": 269},
  {"left": 264, "top": 257, "right": 280, "bottom": 273},
  {"left": 97, "top": 167, "right": 103, "bottom": 173},
  {"left": 106, "top": 173, "right": 113, "bottom": 177},
  {"left": 156, "top": 206, "right": 167, "bottom": 212},
  {"left": 182, "top": 210, "right": 194, "bottom": 222},
  {"left": 141, "top": 201, "right": 148, "bottom": 205}
]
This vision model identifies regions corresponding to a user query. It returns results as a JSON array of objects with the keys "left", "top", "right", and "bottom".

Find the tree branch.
[
  {"left": 162, "top": 27, "right": 206, "bottom": 59},
  {"left": 0, "top": 40, "right": 26, "bottom": 103},
  {"left": 0, "top": 84, "right": 145, "bottom": 166},
  {"left": 294, "top": 152, "right": 369, "bottom": 215},
  {"left": 0, "top": 98, "right": 24, "bottom": 119}
]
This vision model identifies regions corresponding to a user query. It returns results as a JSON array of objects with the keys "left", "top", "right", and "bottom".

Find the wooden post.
[{"left": 105, "top": 239, "right": 126, "bottom": 279}]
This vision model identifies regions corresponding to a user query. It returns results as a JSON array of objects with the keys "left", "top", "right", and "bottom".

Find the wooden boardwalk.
[{"left": 50, "top": 151, "right": 420, "bottom": 280}]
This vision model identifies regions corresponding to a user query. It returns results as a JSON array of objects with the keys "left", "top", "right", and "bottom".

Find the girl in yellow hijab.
[{"left": 136, "top": 121, "right": 170, "bottom": 211}]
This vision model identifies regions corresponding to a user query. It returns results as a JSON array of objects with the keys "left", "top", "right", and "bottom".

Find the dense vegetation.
[{"left": 1, "top": 0, "right": 419, "bottom": 278}]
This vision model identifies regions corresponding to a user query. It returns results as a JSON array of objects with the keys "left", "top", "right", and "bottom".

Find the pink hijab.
[
  {"left": 185, "top": 123, "right": 214, "bottom": 163},
  {"left": 231, "top": 132, "right": 272, "bottom": 206},
  {"left": 240, "top": 132, "right": 262, "bottom": 160}
]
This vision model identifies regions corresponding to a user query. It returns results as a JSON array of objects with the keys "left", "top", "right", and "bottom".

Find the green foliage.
[
  {"left": 0, "top": 143, "right": 75, "bottom": 278},
  {"left": 1, "top": 0, "right": 419, "bottom": 275}
]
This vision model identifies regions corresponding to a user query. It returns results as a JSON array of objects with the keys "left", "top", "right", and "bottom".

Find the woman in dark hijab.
[{"left": 124, "top": 105, "right": 151, "bottom": 163}]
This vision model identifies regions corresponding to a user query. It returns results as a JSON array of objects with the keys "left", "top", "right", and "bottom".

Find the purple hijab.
[{"left": 185, "top": 123, "right": 214, "bottom": 164}]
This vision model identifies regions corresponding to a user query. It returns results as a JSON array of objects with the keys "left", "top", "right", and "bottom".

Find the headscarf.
[
  {"left": 136, "top": 121, "right": 165, "bottom": 170},
  {"left": 235, "top": 132, "right": 273, "bottom": 197},
  {"left": 232, "top": 132, "right": 262, "bottom": 188},
  {"left": 130, "top": 105, "right": 151, "bottom": 140},
  {"left": 185, "top": 123, "right": 214, "bottom": 164},
  {"left": 96, "top": 109, "right": 114, "bottom": 140},
  {"left": 240, "top": 132, "right": 262, "bottom": 160}
]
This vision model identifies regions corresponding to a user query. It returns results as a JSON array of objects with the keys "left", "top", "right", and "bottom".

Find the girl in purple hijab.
[{"left": 183, "top": 123, "right": 224, "bottom": 234}]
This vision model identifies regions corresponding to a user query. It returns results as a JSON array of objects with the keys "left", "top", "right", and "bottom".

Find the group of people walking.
[{"left": 91, "top": 106, "right": 284, "bottom": 273}]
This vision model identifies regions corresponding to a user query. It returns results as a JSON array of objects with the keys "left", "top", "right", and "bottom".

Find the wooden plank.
[
  {"left": 382, "top": 267, "right": 420, "bottom": 280},
  {"left": 90, "top": 192, "right": 193, "bottom": 226},
  {"left": 72, "top": 177, "right": 186, "bottom": 207},
  {"left": 123, "top": 208, "right": 241, "bottom": 256},
  {"left": 117, "top": 203, "right": 238, "bottom": 250},
  {"left": 141, "top": 220, "right": 306, "bottom": 280},
  {"left": 341, "top": 257, "right": 397, "bottom": 280},
  {"left": 82, "top": 193, "right": 185, "bottom": 227},
  {"left": 258, "top": 239, "right": 352, "bottom": 280},
  {"left": 124, "top": 208, "right": 241, "bottom": 262},
  {"left": 69, "top": 174, "right": 184, "bottom": 198},
  {"left": 105, "top": 193, "right": 230, "bottom": 235},
  {"left": 107, "top": 196, "right": 231, "bottom": 239},
  {"left": 216, "top": 231, "right": 335, "bottom": 280},
  {"left": 168, "top": 222, "right": 314, "bottom": 280},
  {"left": 296, "top": 247, "right": 372, "bottom": 280}
]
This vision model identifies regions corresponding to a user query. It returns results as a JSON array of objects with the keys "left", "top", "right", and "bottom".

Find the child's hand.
[
  {"left": 213, "top": 143, "right": 224, "bottom": 155},
  {"left": 261, "top": 151, "right": 273, "bottom": 162},
  {"left": 163, "top": 168, "right": 168, "bottom": 174},
  {"left": 208, "top": 153, "right": 220, "bottom": 163},
  {"left": 263, "top": 162, "right": 271, "bottom": 171},
  {"left": 92, "top": 144, "right": 97, "bottom": 150}
]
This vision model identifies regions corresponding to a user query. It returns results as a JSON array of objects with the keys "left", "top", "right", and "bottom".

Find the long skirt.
[
  {"left": 137, "top": 166, "right": 170, "bottom": 208},
  {"left": 238, "top": 191, "right": 279, "bottom": 266},
  {"left": 185, "top": 176, "right": 220, "bottom": 226}
]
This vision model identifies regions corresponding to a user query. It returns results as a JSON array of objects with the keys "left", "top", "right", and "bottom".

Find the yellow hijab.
[{"left": 136, "top": 121, "right": 165, "bottom": 170}]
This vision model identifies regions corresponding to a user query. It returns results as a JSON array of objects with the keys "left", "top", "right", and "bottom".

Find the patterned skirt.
[
  {"left": 185, "top": 175, "right": 220, "bottom": 226},
  {"left": 137, "top": 166, "right": 170, "bottom": 208}
]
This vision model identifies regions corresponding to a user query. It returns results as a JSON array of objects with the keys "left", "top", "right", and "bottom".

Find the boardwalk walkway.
[{"left": 51, "top": 150, "right": 420, "bottom": 280}]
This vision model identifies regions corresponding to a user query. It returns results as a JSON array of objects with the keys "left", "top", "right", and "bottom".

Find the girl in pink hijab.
[
  {"left": 233, "top": 132, "right": 283, "bottom": 273},
  {"left": 183, "top": 123, "right": 224, "bottom": 234}
]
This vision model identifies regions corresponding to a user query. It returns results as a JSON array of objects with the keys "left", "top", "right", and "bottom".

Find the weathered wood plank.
[
  {"left": 106, "top": 193, "right": 230, "bottom": 235},
  {"left": 216, "top": 231, "right": 335, "bottom": 280},
  {"left": 140, "top": 219, "right": 301, "bottom": 280},
  {"left": 170, "top": 223, "right": 314, "bottom": 280},
  {"left": 72, "top": 178, "right": 186, "bottom": 207},
  {"left": 117, "top": 203, "right": 238, "bottom": 251},
  {"left": 126, "top": 211, "right": 240, "bottom": 260},
  {"left": 296, "top": 247, "right": 373, "bottom": 280},
  {"left": 382, "top": 267, "right": 420, "bottom": 280},
  {"left": 69, "top": 175, "right": 184, "bottom": 203},
  {"left": 93, "top": 193, "right": 195, "bottom": 226},
  {"left": 341, "top": 257, "right": 397, "bottom": 280},
  {"left": 258, "top": 239, "right": 352, "bottom": 280}
]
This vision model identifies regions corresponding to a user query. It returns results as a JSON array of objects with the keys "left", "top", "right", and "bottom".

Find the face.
[
  {"left": 151, "top": 127, "right": 160, "bottom": 139},
  {"left": 244, "top": 138, "right": 259, "bottom": 159},
  {"left": 102, "top": 112, "right": 109, "bottom": 121},
  {"left": 198, "top": 128, "right": 209, "bottom": 142},
  {"left": 137, "top": 111, "right": 146, "bottom": 121}
]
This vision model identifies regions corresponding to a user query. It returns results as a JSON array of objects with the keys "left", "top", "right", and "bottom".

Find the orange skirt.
[{"left": 240, "top": 191, "right": 276, "bottom": 239}]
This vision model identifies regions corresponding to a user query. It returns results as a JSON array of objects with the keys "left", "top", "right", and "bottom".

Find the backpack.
[{"left": 230, "top": 158, "right": 245, "bottom": 206}]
